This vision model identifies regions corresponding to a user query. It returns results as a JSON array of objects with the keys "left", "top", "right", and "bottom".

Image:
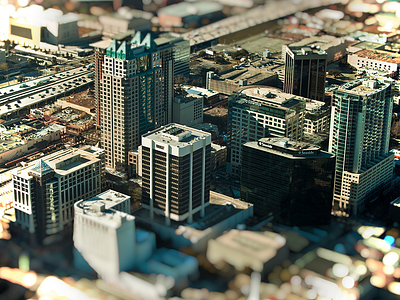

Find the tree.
[
  {"left": 214, "top": 55, "right": 228, "bottom": 65},
  {"left": 198, "top": 51, "right": 207, "bottom": 58},
  {"left": 231, "top": 49, "right": 249, "bottom": 60},
  {"left": 328, "top": 69, "right": 342, "bottom": 78},
  {"left": 3, "top": 40, "right": 10, "bottom": 52},
  {"left": 54, "top": 66, "right": 60, "bottom": 72},
  {"left": 17, "top": 75, "right": 25, "bottom": 83},
  {"left": 6, "top": 75, "right": 10, "bottom": 86},
  {"left": 51, "top": 56, "right": 57, "bottom": 65},
  {"left": 0, "top": 62, "right": 9, "bottom": 72}
]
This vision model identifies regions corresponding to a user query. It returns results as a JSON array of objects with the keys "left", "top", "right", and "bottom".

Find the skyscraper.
[
  {"left": 241, "top": 137, "right": 335, "bottom": 226},
  {"left": 100, "top": 32, "right": 190, "bottom": 173},
  {"left": 284, "top": 46, "right": 327, "bottom": 101},
  {"left": 141, "top": 123, "right": 211, "bottom": 225},
  {"left": 227, "top": 86, "right": 306, "bottom": 176},
  {"left": 329, "top": 78, "right": 394, "bottom": 216},
  {"left": 12, "top": 146, "right": 104, "bottom": 242}
]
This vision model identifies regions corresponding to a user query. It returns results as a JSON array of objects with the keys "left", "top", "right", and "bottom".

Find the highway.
[{"left": 0, "top": 67, "right": 94, "bottom": 118}]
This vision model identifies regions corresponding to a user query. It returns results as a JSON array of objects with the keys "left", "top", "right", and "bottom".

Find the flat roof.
[
  {"left": 13, "top": 146, "right": 102, "bottom": 179},
  {"left": 289, "top": 35, "right": 344, "bottom": 49},
  {"left": 236, "top": 86, "right": 305, "bottom": 110},
  {"left": 157, "top": 1, "right": 223, "bottom": 18},
  {"left": 143, "top": 123, "right": 210, "bottom": 147},
  {"left": 81, "top": 189, "right": 130, "bottom": 210},
  {"left": 353, "top": 49, "right": 400, "bottom": 64},
  {"left": 337, "top": 78, "right": 390, "bottom": 96},
  {"left": 244, "top": 137, "right": 334, "bottom": 159}
]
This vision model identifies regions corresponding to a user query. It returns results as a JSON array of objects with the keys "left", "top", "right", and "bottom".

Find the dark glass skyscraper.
[
  {"left": 241, "top": 137, "right": 335, "bottom": 226},
  {"left": 284, "top": 46, "right": 327, "bottom": 102}
]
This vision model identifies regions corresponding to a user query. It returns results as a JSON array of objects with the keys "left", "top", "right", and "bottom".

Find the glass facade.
[{"left": 241, "top": 142, "right": 335, "bottom": 226}]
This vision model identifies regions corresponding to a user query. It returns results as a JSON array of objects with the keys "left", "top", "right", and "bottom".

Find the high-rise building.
[
  {"left": 227, "top": 86, "right": 306, "bottom": 176},
  {"left": 12, "top": 146, "right": 104, "bottom": 241},
  {"left": 73, "top": 190, "right": 136, "bottom": 283},
  {"left": 241, "top": 137, "right": 335, "bottom": 226},
  {"left": 329, "top": 78, "right": 394, "bottom": 216},
  {"left": 141, "top": 123, "right": 211, "bottom": 225},
  {"left": 284, "top": 46, "right": 327, "bottom": 101},
  {"left": 100, "top": 32, "right": 190, "bottom": 172}
]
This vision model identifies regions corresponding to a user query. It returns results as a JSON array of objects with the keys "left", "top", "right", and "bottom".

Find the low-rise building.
[
  {"left": 206, "top": 229, "right": 289, "bottom": 274},
  {"left": 348, "top": 49, "right": 400, "bottom": 78},
  {"left": 133, "top": 199, "right": 253, "bottom": 252},
  {"left": 184, "top": 86, "right": 219, "bottom": 106},
  {"left": 211, "top": 143, "right": 226, "bottom": 171},
  {"left": 0, "top": 123, "right": 65, "bottom": 166},
  {"left": 304, "top": 99, "right": 330, "bottom": 134},
  {"left": 157, "top": 1, "right": 224, "bottom": 29},
  {"left": 206, "top": 67, "right": 278, "bottom": 95}
]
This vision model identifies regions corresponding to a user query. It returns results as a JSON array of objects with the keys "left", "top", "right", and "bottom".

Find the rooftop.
[
  {"left": 236, "top": 86, "right": 305, "bottom": 110},
  {"left": 157, "top": 1, "right": 223, "bottom": 18},
  {"left": 289, "top": 35, "right": 345, "bottom": 50},
  {"left": 12, "top": 146, "right": 103, "bottom": 179},
  {"left": 183, "top": 86, "right": 218, "bottom": 98},
  {"left": 245, "top": 137, "right": 334, "bottom": 159},
  {"left": 213, "top": 67, "right": 277, "bottom": 86},
  {"left": 288, "top": 46, "right": 327, "bottom": 57},
  {"left": 143, "top": 123, "right": 210, "bottom": 146},
  {"left": 338, "top": 78, "right": 390, "bottom": 96},
  {"left": 352, "top": 49, "right": 400, "bottom": 64}
]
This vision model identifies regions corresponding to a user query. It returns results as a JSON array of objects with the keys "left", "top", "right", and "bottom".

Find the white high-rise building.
[
  {"left": 74, "top": 190, "right": 135, "bottom": 283},
  {"left": 141, "top": 124, "right": 211, "bottom": 225},
  {"left": 329, "top": 78, "right": 394, "bottom": 216},
  {"left": 12, "top": 145, "right": 104, "bottom": 241}
]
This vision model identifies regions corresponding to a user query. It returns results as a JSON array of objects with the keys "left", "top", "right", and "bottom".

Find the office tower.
[
  {"left": 329, "top": 78, "right": 394, "bottom": 216},
  {"left": 241, "top": 137, "right": 335, "bottom": 226},
  {"left": 284, "top": 46, "right": 327, "bottom": 101},
  {"left": 100, "top": 32, "right": 190, "bottom": 173},
  {"left": 227, "top": 86, "right": 306, "bottom": 176},
  {"left": 155, "top": 35, "right": 190, "bottom": 78},
  {"left": 74, "top": 190, "right": 136, "bottom": 283},
  {"left": 12, "top": 146, "right": 104, "bottom": 242},
  {"left": 141, "top": 123, "right": 211, "bottom": 225}
]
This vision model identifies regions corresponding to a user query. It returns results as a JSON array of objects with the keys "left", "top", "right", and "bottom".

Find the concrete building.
[
  {"left": 128, "top": 147, "right": 142, "bottom": 178},
  {"left": 211, "top": 143, "right": 226, "bottom": 171},
  {"left": 73, "top": 190, "right": 136, "bottom": 283},
  {"left": 227, "top": 86, "right": 306, "bottom": 176},
  {"left": 347, "top": 49, "right": 400, "bottom": 78},
  {"left": 284, "top": 46, "right": 327, "bottom": 101},
  {"left": 99, "top": 15, "right": 152, "bottom": 37},
  {"left": 0, "top": 123, "right": 65, "bottom": 166},
  {"left": 141, "top": 124, "right": 211, "bottom": 225},
  {"left": 157, "top": 1, "right": 224, "bottom": 29},
  {"left": 173, "top": 92, "right": 203, "bottom": 127},
  {"left": 206, "top": 67, "right": 278, "bottom": 95},
  {"left": 12, "top": 145, "right": 104, "bottom": 242},
  {"left": 207, "top": 229, "right": 288, "bottom": 274},
  {"left": 304, "top": 99, "right": 330, "bottom": 134},
  {"left": 241, "top": 137, "right": 335, "bottom": 225},
  {"left": 9, "top": 7, "right": 80, "bottom": 46},
  {"left": 329, "top": 78, "right": 394, "bottom": 216},
  {"left": 284, "top": 35, "right": 346, "bottom": 63},
  {"left": 133, "top": 198, "right": 253, "bottom": 252},
  {"left": 100, "top": 32, "right": 169, "bottom": 172},
  {"left": 184, "top": 85, "right": 219, "bottom": 106}
]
